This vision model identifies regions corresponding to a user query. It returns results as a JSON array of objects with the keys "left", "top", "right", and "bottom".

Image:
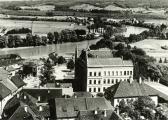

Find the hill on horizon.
[{"left": 0, "top": 0, "right": 168, "bottom": 8}]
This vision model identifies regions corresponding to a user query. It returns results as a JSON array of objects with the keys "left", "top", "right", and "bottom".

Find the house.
[
  {"left": 48, "top": 97, "right": 123, "bottom": 120},
  {"left": 74, "top": 48, "right": 133, "bottom": 95},
  {"left": 104, "top": 78, "right": 159, "bottom": 107}
]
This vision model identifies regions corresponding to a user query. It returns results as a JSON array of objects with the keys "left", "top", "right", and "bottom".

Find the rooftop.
[
  {"left": 87, "top": 58, "right": 133, "bottom": 67},
  {"left": 50, "top": 97, "right": 114, "bottom": 119},
  {"left": 0, "top": 83, "right": 11, "bottom": 100},
  {"left": 11, "top": 75, "right": 25, "bottom": 88},
  {"left": 107, "top": 81, "right": 158, "bottom": 98}
]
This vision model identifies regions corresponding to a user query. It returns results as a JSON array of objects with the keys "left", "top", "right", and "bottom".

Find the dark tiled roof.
[
  {"left": 8, "top": 106, "right": 34, "bottom": 120},
  {"left": 73, "top": 92, "right": 92, "bottom": 98},
  {"left": 0, "top": 83, "right": 11, "bottom": 100},
  {"left": 11, "top": 75, "right": 25, "bottom": 88},
  {"left": 30, "top": 105, "right": 50, "bottom": 118},
  {"left": 3, "top": 96, "right": 20, "bottom": 111},
  {"left": 88, "top": 50, "right": 113, "bottom": 58},
  {"left": 23, "top": 88, "right": 62, "bottom": 103},
  {"left": 87, "top": 58, "right": 133, "bottom": 67},
  {"left": 0, "top": 68, "right": 18, "bottom": 93},
  {"left": 79, "top": 110, "right": 123, "bottom": 120},
  {"left": 109, "top": 81, "right": 158, "bottom": 98},
  {"left": 52, "top": 97, "right": 113, "bottom": 119}
]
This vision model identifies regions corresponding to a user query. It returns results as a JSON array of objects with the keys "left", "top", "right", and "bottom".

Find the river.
[
  {"left": 0, "top": 19, "right": 149, "bottom": 58},
  {"left": 0, "top": 38, "right": 101, "bottom": 59}
]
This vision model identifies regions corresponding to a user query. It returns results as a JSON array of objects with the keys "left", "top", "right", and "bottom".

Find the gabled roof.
[
  {"left": 108, "top": 81, "right": 158, "bottom": 98},
  {"left": 79, "top": 110, "right": 123, "bottom": 120},
  {"left": 23, "top": 88, "right": 62, "bottom": 103},
  {"left": 0, "top": 83, "right": 11, "bottom": 100},
  {"left": 0, "top": 68, "right": 18, "bottom": 92},
  {"left": 88, "top": 50, "right": 113, "bottom": 58},
  {"left": 87, "top": 58, "right": 133, "bottom": 67},
  {"left": 8, "top": 106, "right": 34, "bottom": 120},
  {"left": 52, "top": 97, "right": 113, "bottom": 119},
  {"left": 11, "top": 75, "right": 25, "bottom": 88}
]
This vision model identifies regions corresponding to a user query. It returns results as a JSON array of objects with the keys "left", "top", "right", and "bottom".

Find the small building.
[{"left": 105, "top": 79, "right": 159, "bottom": 107}]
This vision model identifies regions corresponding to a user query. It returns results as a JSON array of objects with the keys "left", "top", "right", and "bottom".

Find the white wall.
[{"left": 87, "top": 66, "right": 133, "bottom": 94}]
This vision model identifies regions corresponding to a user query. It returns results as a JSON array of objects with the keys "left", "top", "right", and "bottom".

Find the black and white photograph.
[{"left": 0, "top": 0, "right": 168, "bottom": 120}]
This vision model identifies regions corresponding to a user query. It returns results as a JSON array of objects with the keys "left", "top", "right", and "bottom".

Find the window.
[
  {"left": 98, "top": 80, "right": 101, "bottom": 84},
  {"left": 89, "top": 88, "right": 92, "bottom": 92},
  {"left": 130, "top": 71, "right": 132, "bottom": 75},
  {"left": 89, "top": 80, "right": 92, "bottom": 84},
  {"left": 116, "top": 79, "right": 118, "bottom": 83},
  {"left": 116, "top": 71, "right": 118, "bottom": 76},
  {"left": 94, "top": 80, "right": 96, "bottom": 84},
  {"left": 98, "top": 88, "right": 100, "bottom": 92},
  {"left": 120, "top": 71, "right": 122, "bottom": 76},
  {"left": 94, "top": 88, "right": 96, "bottom": 92},
  {"left": 124, "top": 71, "right": 126, "bottom": 75},
  {"left": 112, "top": 71, "right": 114, "bottom": 76},
  {"left": 104, "top": 71, "right": 106, "bottom": 76},
  {"left": 104, "top": 79, "right": 106, "bottom": 84},
  {"left": 127, "top": 71, "right": 129, "bottom": 75},
  {"left": 111, "top": 79, "right": 114, "bottom": 84},
  {"left": 94, "top": 72, "right": 96, "bottom": 76},
  {"left": 108, "top": 79, "right": 110, "bottom": 84},
  {"left": 89, "top": 72, "right": 92, "bottom": 76},
  {"left": 103, "top": 87, "right": 106, "bottom": 91},
  {"left": 108, "top": 71, "right": 110, "bottom": 76},
  {"left": 98, "top": 72, "right": 101, "bottom": 76}
]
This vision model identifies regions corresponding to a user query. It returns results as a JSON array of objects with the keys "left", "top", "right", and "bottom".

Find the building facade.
[
  {"left": 74, "top": 48, "right": 133, "bottom": 95},
  {"left": 87, "top": 58, "right": 133, "bottom": 95}
]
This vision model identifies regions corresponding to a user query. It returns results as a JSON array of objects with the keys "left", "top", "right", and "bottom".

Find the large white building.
[
  {"left": 87, "top": 58, "right": 133, "bottom": 95},
  {"left": 74, "top": 48, "right": 134, "bottom": 95}
]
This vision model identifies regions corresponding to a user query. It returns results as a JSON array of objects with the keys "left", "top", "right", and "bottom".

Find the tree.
[
  {"left": 40, "top": 59, "right": 55, "bottom": 86},
  {"left": 41, "top": 36, "right": 47, "bottom": 45},
  {"left": 47, "top": 32, "right": 54, "bottom": 44},
  {"left": 26, "top": 33, "right": 33, "bottom": 46},
  {"left": 131, "top": 48, "right": 146, "bottom": 56},
  {"left": 58, "top": 56, "right": 66, "bottom": 64},
  {"left": 0, "top": 36, "right": 6, "bottom": 48},
  {"left": 134, "top": 96, "right": 155, "bottom": 111},
  {"left": 13, "top": 35, "right": 22, "bottom": 47},
  {"left": 54, "top": 32, "right": 59, "bottom": 44},
  {"left": 115, "top": 43, "right": 125, "bottom": 51},
  {"left": 8, "top": 35, "right": 15, "bottom": 48},
  {"left": 67, "top": 59, "right": 75, "bottom": 70}
]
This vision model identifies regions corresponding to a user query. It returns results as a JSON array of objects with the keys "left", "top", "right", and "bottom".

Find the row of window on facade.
[
  {"left": 89, "top": 78, "right": 129, "bottom": 85},
  {"left": 89, "top": 71, "right": 133, "bottom": 77},
  {"left": 88, "top": 87, "right": 107, "bottom": 93}
]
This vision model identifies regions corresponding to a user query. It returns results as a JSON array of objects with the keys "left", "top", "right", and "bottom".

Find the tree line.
[{"left": 0, "top": 29, "right": 95, "bottom": 48}]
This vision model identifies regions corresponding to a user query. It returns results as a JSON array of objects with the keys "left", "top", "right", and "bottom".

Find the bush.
[{"left": 67, "top": 59, "right": 75, "bottom": 70}]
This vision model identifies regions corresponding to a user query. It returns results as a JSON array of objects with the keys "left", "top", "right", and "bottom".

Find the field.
[{"left": 130, "top": 39, "right": 168, "bottom": 61}]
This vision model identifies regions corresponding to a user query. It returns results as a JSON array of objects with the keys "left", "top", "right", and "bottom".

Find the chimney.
[
  {"left": 38, "top": 96, "right": 41, "bottom": 101},
  {"left": 24, "top": 105, "right": 28, "bottom": 112},
  {"left": 94, "top": 110, "right": 98, "bottom": 115},
  {"left": 148, "top": 77, "right": 151, "bottom": 82},
  {"left": 129, "top": 76, "right": 133, "bottom": 84},
  {"left": 39, "top": 105, "right": 43, "bottom": 111},
  {"left": 17, "top": 93, "right": 20, "bottom": 98},
  {"left": 104, "top": 110, "right": 107, "bottom": 117},
  {"left": 139, "top": 77, "right": 142, "bottom": 84},
  {"left": 24, "top": 95, "right": 27, "bottom": 100}
]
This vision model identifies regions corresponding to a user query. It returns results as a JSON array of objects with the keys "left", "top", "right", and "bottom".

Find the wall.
[{"left": 87, "top": 66, "right": 133, "bottom": 94}]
